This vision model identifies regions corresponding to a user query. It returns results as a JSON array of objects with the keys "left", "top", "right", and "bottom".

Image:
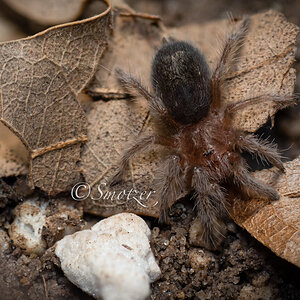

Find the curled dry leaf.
[
  {"left": 230, "top": 157, "right": 300, "bottom": 267},
  {"left": 3, "top": 0, "right": 86, "bottom": 26},
  {"left": 0, "top": 0, "right": 111, "bottom": 195},
  {"left": 82, "top": 10, "right": 298, "bottom": 219}
]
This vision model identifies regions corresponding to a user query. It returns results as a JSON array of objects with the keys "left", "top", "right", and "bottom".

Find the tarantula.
[{"left": 110, "top": 18, "right": 294, "bottom": 249}]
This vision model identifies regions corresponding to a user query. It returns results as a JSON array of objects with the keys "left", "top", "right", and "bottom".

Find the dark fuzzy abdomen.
[{"left": 151, "top": 41, "right": 212, "bottom": 125}]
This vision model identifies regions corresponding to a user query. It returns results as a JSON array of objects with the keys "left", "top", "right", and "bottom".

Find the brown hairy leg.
[
  {"left": 235, "top": 134, "right": 284, "bottom": 172},
  {"left": 110, "top": 134, "right": 175, "bottom": 185},
  {"left": 192, "top": 168, "right": 227, "bottom": 249},
  {"left": 110, "top": 135, "right": 158, "bottom": 186},
  {"left": 233, "top": 160, "right": 279, "bottom": 200},
  {"left": 211, "top": 18, "right": 249, "bottom": 109},
  {"left": 115, "top": 67, "right": 180, "bottom": 130},
  {"left": 225, "top": 94, "right": 296, "bottom": 116},
  {"left": 116, "top": 68, "right": 165, "bottom": 116},
  {"left": 156, "top": 155, "right": 184, "bottom": 222}
]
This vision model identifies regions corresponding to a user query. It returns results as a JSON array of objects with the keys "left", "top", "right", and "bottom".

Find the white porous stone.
[
  {"left": 55, "top": 213, "right": 161, "bottom": 300},
  {"left": 9, "top": 199, "right": 48, "bottom": 255},
  {"left": 8, "top": 199, "right": 84, "bottom": 255}
]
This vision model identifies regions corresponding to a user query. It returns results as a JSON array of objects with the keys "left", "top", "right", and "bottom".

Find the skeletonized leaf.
[
  {"left": 0, "top": 1, "right": 111, "bottom": 195},
  {"left": 3, "top": 0, "right": 85, "bottom": 25},
  {"left": 230, "top": 157, "right": 300, "bottom": 267},
  {"left": 0, "top": 14, "right": 27, "bottom": 178}
]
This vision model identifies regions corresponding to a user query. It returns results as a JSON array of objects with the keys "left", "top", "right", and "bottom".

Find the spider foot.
[
  {"left": 189, "top": 217, "right": 226, "bottom": 251},
  {"left": 266, "top": 189, "right": 280, "bottom": 201},
  {"left": 108, "top": 170, "right": 124, "bottom": 187}
]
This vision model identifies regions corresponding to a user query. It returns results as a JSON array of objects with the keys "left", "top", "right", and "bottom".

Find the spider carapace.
[{"left": 111, "top": 18, "right": 294, "bottom": 249}]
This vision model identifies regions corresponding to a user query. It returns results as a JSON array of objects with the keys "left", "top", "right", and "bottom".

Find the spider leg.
[
  {"left": 225, "top": 94, "right": 296, "bottom": 116},
  {"left": 185, "top": 166, "right": 194, "bottom": 191},
  {"left": 156, "top": 155, "right": 184, "bottom": 222},
  {"left": 235, "top": 134, "right": 284, "bottom": 172},
  {"left": 192, "top": 168, "right": 227, "bottom": 249},
  {"left": 233, "top": 160, "right": 279, "bottom": 200},
  {"left": 211, "top": 18, "right": 249, "bottom": 108},
  {"left": 115, "top": 68, "right": 164, "bottom": 116},
  {"left": 116, "top": 67, "right": 179, "bottom": 130},
  {"left": 110, "top": 135, "right": 157, "bottom": 186},
  {"left": 110, "top": 134, "right": 175, "bottom": 186}
]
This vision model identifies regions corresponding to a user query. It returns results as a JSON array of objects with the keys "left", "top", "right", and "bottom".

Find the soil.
[
  {"left": 0, "top": 194, "right": 300, "bottom": 300},
  {"left": 150, "top": 202, "right": 300, "bottom": 299}
]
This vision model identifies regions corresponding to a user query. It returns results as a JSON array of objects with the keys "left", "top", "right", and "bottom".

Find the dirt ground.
[
  {"left": 0, "top": 0, "right": 300, "bottom": 299},
  {"left": 0, "top": 192, "right": 299, "bottom": 300},
  {"left": 150, "top": 201, "right": 300, "bottom": 299}
]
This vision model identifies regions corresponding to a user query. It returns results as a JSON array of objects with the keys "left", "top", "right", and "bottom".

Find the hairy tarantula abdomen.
[{"left": 151, "top": 41, "right": 212, "bottom": 124}]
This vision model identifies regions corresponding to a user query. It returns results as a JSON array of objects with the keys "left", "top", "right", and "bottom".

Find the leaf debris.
[{"left": 0, "top": 0, "right": 112, "bottom": 195}]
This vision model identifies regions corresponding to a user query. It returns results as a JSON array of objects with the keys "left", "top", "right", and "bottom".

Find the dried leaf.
[
  {"left": 230, "top": 157, "right": 300, "bottom": 267},
  {"left": 83, "top": 11, "right": 298, "bottom": 218},
  {"left": 82, "top": 13, "right": 163, "bottom": 217},
  {"left": 3, "top": 0, "right": 85, "bottom": 25},
  {"left": 0, "top": 1, "right": 111, "bottom": 195},
  {"left": 0, "top": 157, "right": 26, "bottom": 178},
  {"left": 88, "top": 13, "right": 162, "bottom": 98},
  {"left": 81, "top": 100, "right": 159, "bottom": 217}
]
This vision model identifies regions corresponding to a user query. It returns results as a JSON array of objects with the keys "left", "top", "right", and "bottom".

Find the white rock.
[
  {"left": 55, "top": 213, "right": 161, "bottom": 300},
  {"left": 8, "top": 198, "right": 85, "bottom": 255},
  {"left": 9, "top": 199, "right": 48, "bottom": 255}
]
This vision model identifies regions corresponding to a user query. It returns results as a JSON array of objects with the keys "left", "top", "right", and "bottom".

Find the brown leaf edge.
[{"left": 230, "top": 157, "right": 300, "bottom": 267}]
